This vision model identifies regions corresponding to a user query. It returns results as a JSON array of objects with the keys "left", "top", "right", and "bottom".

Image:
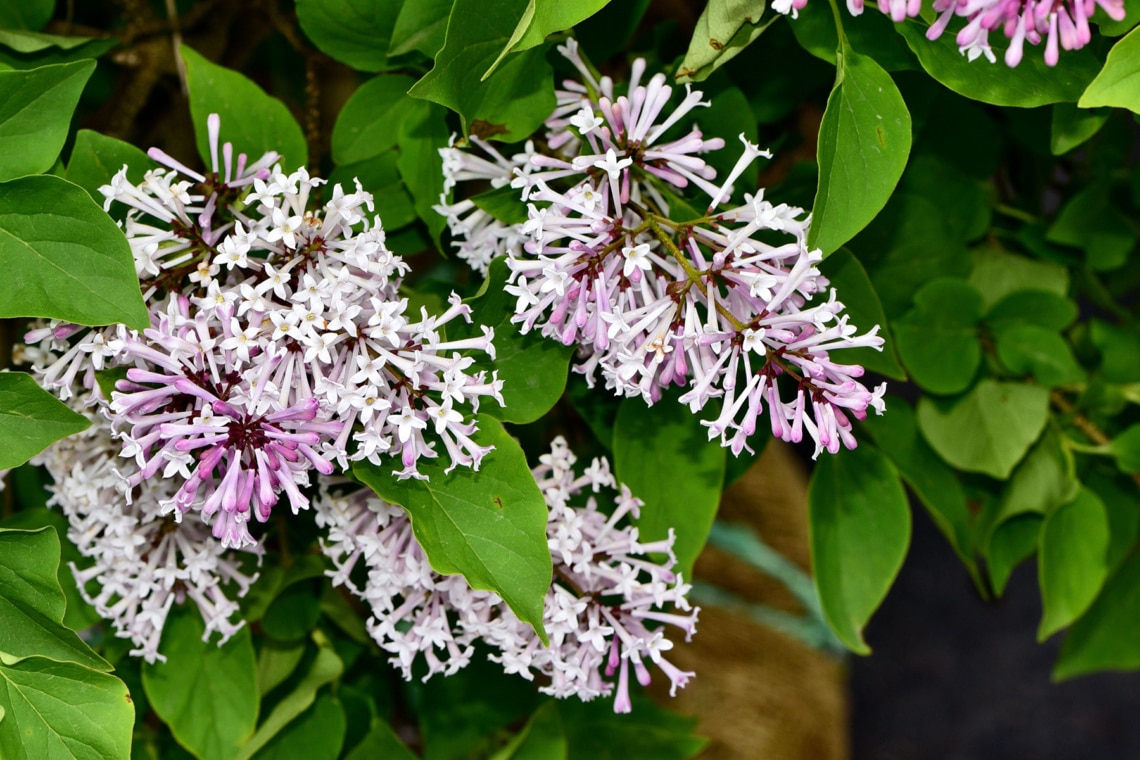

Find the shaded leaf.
[
  {"left": 1055, "top": 551, "right": 1140, "bottom": 679},
  {"left": 0, "top": 373, "right": 89, "bottom": 470},
  {"left": 1051, "top": 103, "right": 1110, "bottom": 155},
  {"left": 0, "top": 60, "right": 94, "bottom": 181},
  {"left": 331, "top": 75, "right": 418, "bottom": 164},
  {"left": 296, "top": 0, "right": 402, "bottom": 72},
  {"left": 893, "top": 278, "right": 983, "bottom": 394}
]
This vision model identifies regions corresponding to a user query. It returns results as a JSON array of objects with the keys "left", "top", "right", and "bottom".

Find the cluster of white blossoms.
[
  {"left": 438, "top": 42, "right": 886, "bottom": 458},
  {"left": 315, "top": 436, "right": 697, "bottom": 713}
]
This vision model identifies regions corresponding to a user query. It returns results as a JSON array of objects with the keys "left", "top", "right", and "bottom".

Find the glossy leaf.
[
  {"left": 0, "top": 60, "right": 93, "bottom": 180},
  {"left": 353, "top": 415, "right": 552, "bottom": 643},
  {"left": 236, "top": 641, "right": 343, "bottom": 760},
  {"left": 0, "top": 373, "right": 89, "bottom": 470},
  {"left": 676, "top": 0, "right": 776, "bottom": 82},
  {"left": 65, "top": 129, "right": 153, "bottom": 206},
  {"left": 296, "top": 0, "right": 402, "bottom": 72},
  {"left": 143, "top": 611, "right": 259, "bottom": 760},
  {"left": 0, "top": 175, "right": 148, "bottom": 328},
  {"left": 916, "top": 380, "right": 1049, "bottom": 479},
  {"left": 0, "top": 527, "right": 108, "bottom": 671},
  {"left": 893, "top": 278, "right": 983, "bottom": 394},
  {"left": 1038, "top": 487, "right": 1110, "bottom": 640},
  {"left": 453, "top": 257, "right": 573, "bottom": 424},
  {"left": 1078, "top": 27, "right": 1140, "bottom": 114},
  {"left": 408, "top": 0, "right": 555, "bottom": 142},
  {"left": 1055, "top": 551, "right": 1140, "bottom": 679},
  {"left": 0, "top": 657, "right": 134, "bottom": 760},
  {"left": 487, "top": 0, "right": 610, "bottom": 78},
  {"left": 809, "top": 444, "right": 911, "bottom": 654},
  {"left": 182, "top": 45, "right": 307, "bottom": 171},
  {"left": 1050, "top": 103, "right": 1110, "bottom": 155},
  {"left": 613, "top": 396, "right": 726, "bottom": 580},
  {"left": 809, "top": 48, "right": 911, "bottom": 256},
  {"left": 331, "top": 75, "right": 418, "bottom": 165},
  {"left": 897, "top": 19, "right": 1102, "bottom": 106}
]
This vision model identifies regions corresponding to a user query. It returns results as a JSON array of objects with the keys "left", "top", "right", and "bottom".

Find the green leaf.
[
  {"left": 181, "top": 45, "right": 307, "bottom": 171},
  {"left": 613, "top": 396, "right": 726, "bottom": 580},
  {"left": 790, "top": 0, "right": 917, "bottom": 71},
  {"left": 991, "top": 429, "right": 1078, "bottom": 533},
  {"left": 296, "top": 0, "right": 402, "bottom": 72},
  {"left": 470, "top": 184, "right": 531, "bottom": 226},
  {"left": 862, "top": 401, "right": 978, "bottom": 581},
  {"left": 0, "top": 657, "right": 134, "bottom": 760},
  {"left": 808, "top": 444, "right": 910, "bottom": 654},
  {"left": 352, "top": 415, "right": 552, "bottom": 643},
  {"left": 897, "top": 18, "right": 1103, "bottom": 106},
  {"left": 236, "top": 640, "right": 343, "bottom": 760},
  {"left": 0, "top": 30, "right": 104, "bottom": 54},
  {"left": 987, "top": 513, "right": 1041, "bottom": 596},
  {"left": 1046, "top": 183, "right": 1135, "bottom": 272},
  {"left": 487, "top": 0, "right": 610, "bottom": 78},
  {"left": 252, "top": 694, "right": 346, "bottom": 760},
  {"left": 1050, "top": 103, "right": 1110, "bottom": 155},
  {"left": 1078, "top": 27, "right": 1140, "bottom": 114},
  {"left": 0, "top": 373, "right": 89, "bottom": 470},
  {"left": 396, "top": 100, "right": 450, "bottom": 242},
  {"left": 0, "top": 174, "right": 148, "bottom": 329},
  {"left": 0, "top": 0, "right": 54, "bottom": 30},
  {"left": 331, "top": 75, "right": 418, "bottom": 165},
  {"left": 676, "top": 0, "right": 776, "bottom": 82},
  {"left": 0, "top": 60, "right": 94, "bottom": 181},
  {"left": 389, "top": 0, "right": 452, "bottom": 57},
  {"left": 558, "top": 694, "right": 706, "bottom": 760},
  {"left": 1054, "top": 550, "right": 1140, "bottom": 679},
  {"left": 256, "top": 639, "right": 306, "bottom": 696},
  {"left": 345, "top": 717, "right": 417, "bottom": 760},
  {"left": 809, "top": 48, "right": 911, "bottom": 256},
  {"left": 1038, "top": 487, "right": 1110, "bottom": 640},
  {"left": 984, "top": 290, "right": 1078, "bottom": 332},
  {"left": 408, "top": 0, "right": 556, "bottom": 142},
  {"left": 993, "top": 323, "right": 1085, "bottom": 388},
  {"left": 65, "top": 129, "right": 153, "bottom": 206},
  {"left": 453, "top": 257, "right": 573, "bottom": 424},
  {"left": 491, "top": 700, "right": 566, "bottom": 760},
  {"left": 968, "top": 245, "right": 1069, "bottom": 311},
  {"left": 143, "top": 610, "right": 259, "bottom": 760},
  {"left": 1090, "top": 320, "right": 1140, "bottom": 383},
  {"left": 261, "top": 582, "right": 323, "bottom": 641},
  {"left": 240, "top": 553, "right": 329, "bottom": 624},
  {"left": 1086, "top": 471, "right": 1140, "bottom": 573},
  {"left": 329, "top": 149, "right": 417, "bottom": 231},
  {"left": 892, "top": 278, "right": 983, "bottom": 395},
  {"left": 916, "top": 380, "right": 1049, "bottom": 479},
  {"left": 0, "top": 527, "right": 108, "bottom": 671},
  {"left": 1110, "top": 424, "right": 1140, "bottom": 473}
]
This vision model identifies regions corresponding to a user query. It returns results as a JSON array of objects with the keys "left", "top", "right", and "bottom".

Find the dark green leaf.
[
  {"left": 893, "top": 278, "right": 983, "bottom": 394},
  {"left": 261, "top": 582, "right": 323, "bottom": 641},
  {"left": 345, "top": 717, "right": 416, "bottom": 760},
  {"left": 143, "top": 610, "right": 259, "bottom": 760},
  {"left": 256, "top": 639, "right": 306, "bottom": 696},
  {"left": 353, "top": 415, "right": 552, "bottom": 642},
  {"left": 0, "top": 373, "right": 89, "bottom": 470},
  {"left": 252, "top": 694, "right": 346, "bottom": 760},
  {"left": 0, "top": 657, "right": 134, "bottom": 760},
  {"left": 676, "top": 0, "right": 776, "bottom": 82},
  {"left": 0, "top": 526, "right": 108, "bottom": 671},
  {"left": 65, "top": 129, "right": 153, "bottom": 207},
  {"left": 808, "top": 444, "right": 910, "bottom": 654},
  {"left": 389, "top": 0, "right": 452, "bottom": 57},
  {"left": 330, "top": 150, "right": 417, "bottom": 231},
  {"left": 1078, "top": 27, "right": 1140, "bottom": 114},
  {"left": 1110, "top": 424, "right": 1140, "bottom": 473},
  {"left": 968, "top": 245, "right": 1069, "bottom": 310},
  {"left": 331, "top": 75, "right": 418, "bottom": 165},
  {"left": 993, "top": 323, "right": 1085, "bottom": 388},
  {"left": 491, "top": 700, "right": 566, "bottom": 760},
  {"left": 916, "top": 380, "right": 1049, "bottom": 479},
  {"left": 862, "top": 401, "right": 978, "bottom": 580},
  {"left": 613, "top": 396, "right": 726, "bottom": 580},
  {"left": 1054, "top": 550, "right": 1140, "bottom": 679},
  {"left": 470, "top": 184, "right": 531, "bottom": 226},
  {"left": 809, "top": 48, "right": 912, "bottom": 256},
  {"left": 296, "top": 0, "right": 402, "bottom": 72},
  {"left": 0, "top": 0, "right": 54, "bottom": 30},
  {"left": 985, "top": 290, "right": 1078, "bottom": 331},
  {"left": 790, "top": 0, "right": 917, "bottom": 71},
  {"left": 408, "top": 0, "right": 556, "bottom": 142},
  {"left": 1047, "top": 183, "right": 1135, "bottom": 271},
  {"left": 897, "top": 18, "right": 1103, "bottom": 106},
  {"left": 1090, "top": 320, "right": 1140, "bottom": 383},
  {"left": 1086, "top": 471, "right": 1140, "bottom": 572},
  {"left": 1051, "top": 103, "right": 1110, "bottom": 155},
  {"left": 558, "top": 694, "right": 706, "bottom": 760},
  {"left": 0, "top": 60, "right": 94, "bottom": 181},
  {"left": 987, "top": 513, "right": 1041, "bottom": 596},
  {"left": 396, "top": 100, "right": 450, "bottom": 242},
  {"left": 182, "top": 45, "right": 307, "bottom": 171},
  {"left": 1038, "top": 487, "right": 1110, "bottom": 639}
]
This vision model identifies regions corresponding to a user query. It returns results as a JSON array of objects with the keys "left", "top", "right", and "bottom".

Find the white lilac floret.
[
  {"left": 439, "top": 42, "right": 887, "bottom": 458},
  {"left": 315, "top": 436, "right": 697, "bottom": 713}
]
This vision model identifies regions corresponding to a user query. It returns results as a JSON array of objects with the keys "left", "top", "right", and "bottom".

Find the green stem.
[
  {"left": 994, "top": 203, "right": 1038, "bottom": 224},
  {"left": 825, "top": 0, "right": 851, "bottom": 52}
]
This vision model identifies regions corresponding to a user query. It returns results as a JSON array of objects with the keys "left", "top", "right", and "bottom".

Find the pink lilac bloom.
[
  {"left": 315, "top": 436, "right": 697, "bottom": 713},
  {"left": 439, "top": 42, "right": 886, "bottom": 458}
]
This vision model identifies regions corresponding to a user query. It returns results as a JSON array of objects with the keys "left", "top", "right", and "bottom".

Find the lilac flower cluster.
[
  {"left": 31, "top": 115, "right": 503, "bottom": 552},
  {"left": 439, "top": 42, "right": 886, "bottom": 458},
  {"left": 315, "top": 436, "right": 697, "bottom": 713},
  {"left": 773, "top": 0, "right": 1123, "bottom": 67}
]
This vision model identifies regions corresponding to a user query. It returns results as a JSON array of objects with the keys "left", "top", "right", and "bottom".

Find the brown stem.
[{"left": 1051, "top": 389, "right": 1140, "bottom": 491}]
